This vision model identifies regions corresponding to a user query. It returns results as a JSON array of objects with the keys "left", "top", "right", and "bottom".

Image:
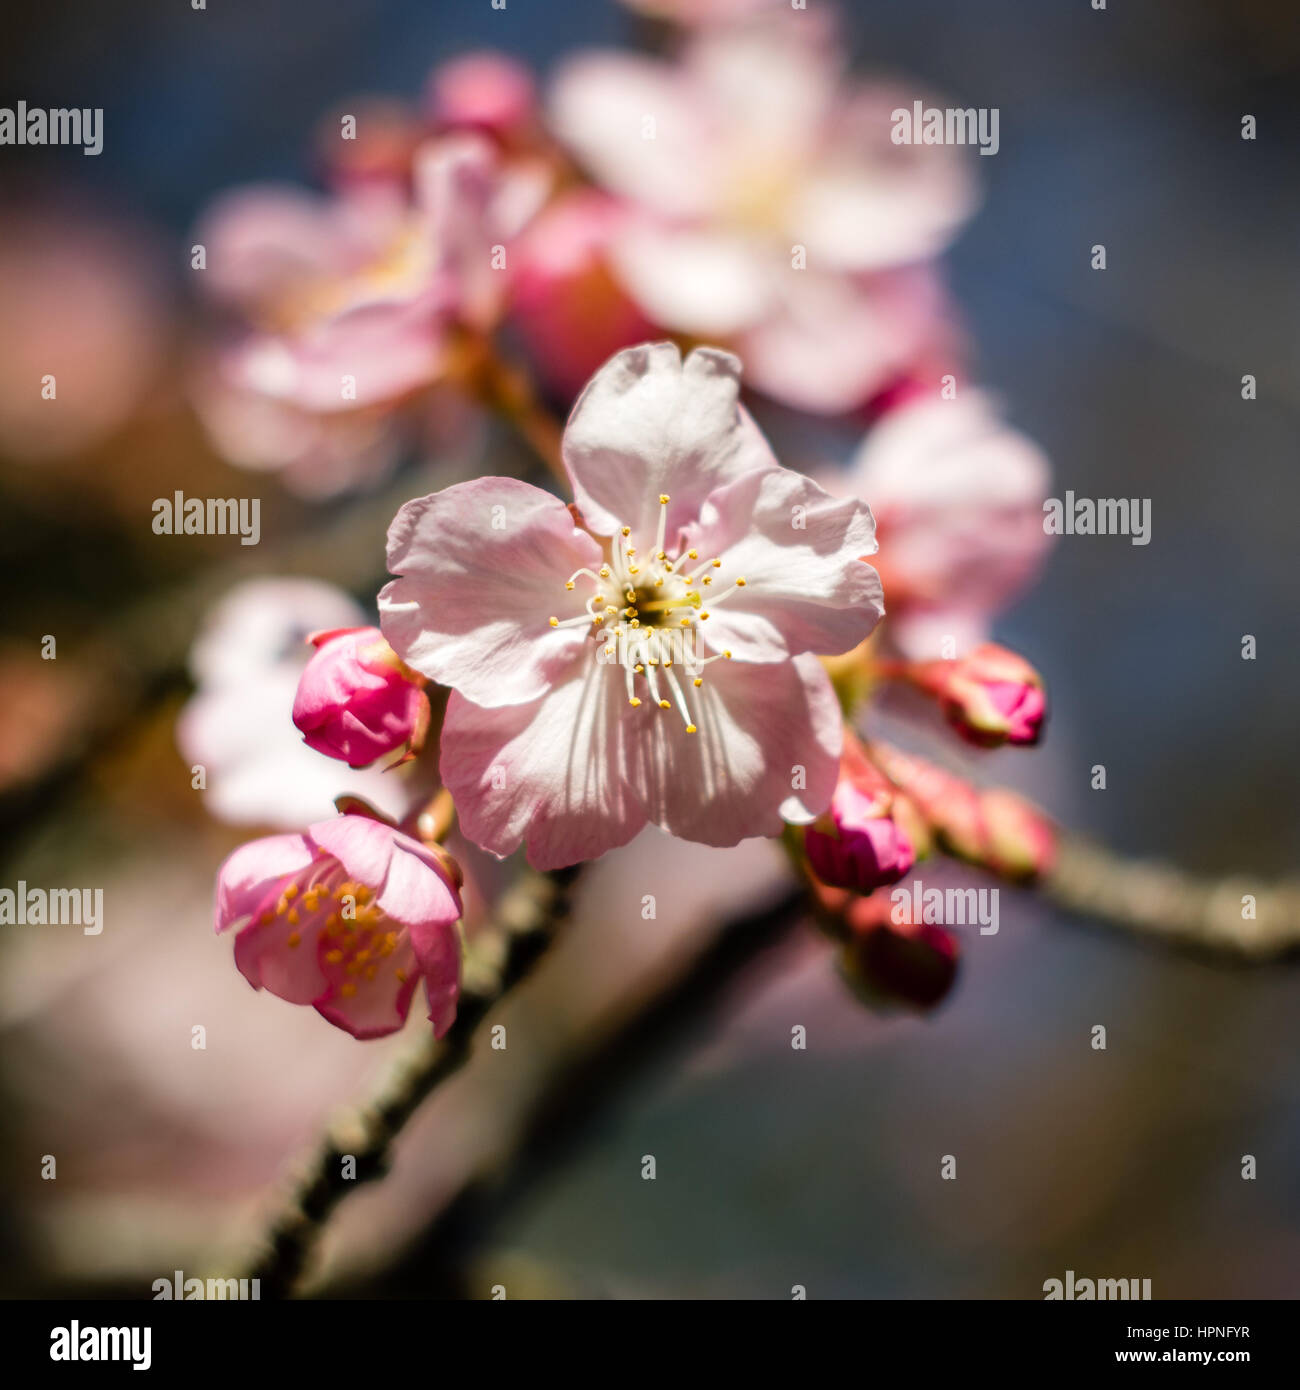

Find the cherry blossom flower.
[
  {"left": 379, "top": 342, "right": 885, "bottom": 868},
  {"left": 177, "top": 579, "right": 416, "bottom": 828},
  {"left": 192, "top": 133, "right": 546, "bottom": 494},
  {"left": 847, "top": 390, "right": 1051, "bottom": 657},
  {"left": 292, "top": 626, "right": 428, "bottom": 768},
  {"left": 508, "top": 189, "right": 658, "bottom": 400},
  {"left": 548, "top": 24, "right": 975, "bottom": 413},
  {"left": 215, "top": 813, "right": 463, "bottom": 1039}
]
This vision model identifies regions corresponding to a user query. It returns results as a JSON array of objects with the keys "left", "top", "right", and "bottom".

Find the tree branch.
[{"left": 242, "top": 864, "right": 580, "bottom": 1298}]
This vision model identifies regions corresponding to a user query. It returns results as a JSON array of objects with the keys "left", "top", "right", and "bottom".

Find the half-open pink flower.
[
  {"left": 215, "top": 813, "right": 463, "bottom": 1039},
  {"left": 909, "top": 642, "right": 1046, "bottom": 748},
  {"left": 292, "top": 626, "right": 427, "bottom": 768},
  {"left": 380, "top": 343, "right": 885, "bottom": 869}
]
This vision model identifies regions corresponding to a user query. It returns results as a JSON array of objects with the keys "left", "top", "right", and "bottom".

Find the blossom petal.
[
  {"left": 629, "top": 652, "right": 842, "bottom": 843},
  {"left": 849, "top": 390, "right": 1050, "bottom": 623},
  {"left": 439, "top": 667, "right": 647, "bottom": 870},
  {"left": 549, "top": 53, "right": 719, "bottom": 221},
  {"left": 683, "top": 467, "right": 884, "bottom": 662},
  {"left": 379, "top": 476, "right": 603, "bottom": 708},
  {"left": 737, "top": 264, "right": 946, "bottom": 415},
  {"left": 608, "top": 222, "right": 771, "bottom": 336},
  {"left": 314, "top": 936, "right": 420, "bottom": 1040},
  {"left": 214, "top": 832, "right": 314, "bottom": 932},
  {"left": 562, "top": 342, "right": 778, "bottom": 543},
  {"left": 412, "top": 922, "right": 462, "bottom": 1039}
]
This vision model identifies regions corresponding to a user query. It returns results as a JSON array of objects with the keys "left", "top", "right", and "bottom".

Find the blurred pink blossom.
[
  {"left": 192, "top": 134, "right": 548, "bottom": 495},
  {"left": 508, "top": 189, "right": 658, "bottom": 400},
  {"left": 549, "top": 25, "right": 975, "bottom": 413},
  {"left": 0, "top": 205, "right": 170, "bottom": 460},
  {"left": 177, "top": 578, "right": 418, "bottom": 828},
  {"left": 848, "top": 390, "right": 1051, "bottom": 657}
]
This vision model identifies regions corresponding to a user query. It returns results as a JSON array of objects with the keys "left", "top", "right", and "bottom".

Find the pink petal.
[
  {"left": 379, "top": 476, "right": 603, "bottom": 708},
  {"left": 562, "top": 342, "right": 778, "bottom": 543},
  {"left": 629, "top": 652, "right": 842, "bottom": 843},
  {"left": 314, "top": 936, "right": 421, "bottom": 1040},
  {"left": 548, "top": 53, "right": 718, "bottom": 221},
  {"left": 412, "top": 922, "right": 462, "bottom": 1039},
  {"left": 439, "top": 668, "right": 648, "bottom": 870},
  {"left": 738, "top": 264, "right": 947, "bottom": 415},
  {"left": 683, "top": 467, "right": 884, "bottom": 662},
  {"left": 214, "top": 832, "right": 314, "bottom": 932},
  {"left": 608, "top": 223, "right": 771, "bottom": 336}
]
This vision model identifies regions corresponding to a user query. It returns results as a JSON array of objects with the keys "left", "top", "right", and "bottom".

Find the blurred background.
[{"left": 1, "top": 0, "right": 1298, "bottom": 1299}]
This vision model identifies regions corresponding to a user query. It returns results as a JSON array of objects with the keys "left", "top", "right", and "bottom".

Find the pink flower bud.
[
  {"left": 911, "top": 643, "right": 1046, "bottom": 748},
  {"left": 425, "top": 52, "right": 537, "bottom": 139},
  {"left": 292, "top": 627, "right": 426, "bottom": 768},
  {"left": 841, "top": 903, "right": 960, "bottom": 1012},
  {"left": 804, "top": 745, "right": 916, "bottom": 893}
]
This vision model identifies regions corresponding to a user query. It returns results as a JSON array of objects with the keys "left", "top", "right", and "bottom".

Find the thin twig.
[
  {"left": 242, "top": 864, "right": 580, "bottom": 1298},
  {"left": 1045, "top": 833, "right": 1300, "bottom": 960}
]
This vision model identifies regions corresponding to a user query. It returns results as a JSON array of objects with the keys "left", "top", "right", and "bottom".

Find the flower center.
[
  {"left": 257, "top": 857, "right": 407, "bottom": 997},
  {"left": 548, "top": 494, "right": 748, "bottom": 735}
]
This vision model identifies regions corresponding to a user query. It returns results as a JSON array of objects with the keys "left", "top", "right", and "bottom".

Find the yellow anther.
[
  {"left": 565, "top": 581, "right": 575, "bottom": 591},
  {"left": 621, "top": 527, "right": 631, "bottom": 537},
  {"left": 735, "top": 577, "right": 747, "bottom": 587},
  {"left": 700, "top": 612, "right": 710, "bottom": 620},
  {"left": 283, "top": 883, "right": 298, "bottom": 899},
  {"left": 703, "top": 576, "right": 712, "bottom": 585},
  {"left": 340, "top": 982, "right": 357, "bottom": 998},
  {"left": 712, "top": 558, "right": 721, "bottom": 568},
  {"left": 693, "top": 677, "right": 703, "bottom": 687},
  {"left": 686, "top": 724, "right": 698, "bottom": 734},
  {"left": 549, "top": 616, "right": 559, "bottom": 627},
  {"left": 395, "top": 968, "right": 408, "bottom": 983},
  {"left": 287, "top": 931, "right": 301, "bottom": 948},
  {"left": 287, "top": 908, "right": 300, "bottom": 925},
  {"left": 629, "top": 697, "right": 642, "bottom": 707},
  {"left": 634, "top": 664, "right": 644, "bottom": 673},
  {"left": 659, "top": 494, "right": 670, "bottom": 504},
  {"left": 724, "top": 650, "right": 732, "bottom": 658},
  {"left": 600, "top": 566, "right": 611, "bottom": 577},
  {"left": 659, "top": 699, "right": 671, "bottom": 709},
  {"left": 326, "top": 949, "right": 344, "bottom": 964},
  {"left": 688, "top": 549, "right": 698, "bottom": 559}
]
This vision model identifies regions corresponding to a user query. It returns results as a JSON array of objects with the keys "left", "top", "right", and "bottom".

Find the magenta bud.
[
  {"left": 292, "top": 626, "right": 426, "bottom": 768},
  {"left": 930, "top": 643, "right": 1047, "bottom": 748},
  {"left": 805, "top": 766, "right": 917, "bottom": 894}
]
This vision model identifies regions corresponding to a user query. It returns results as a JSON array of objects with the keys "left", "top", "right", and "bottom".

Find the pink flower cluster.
[{"left": 192, "top": 9, "right": 1059, "bottom": 1040}]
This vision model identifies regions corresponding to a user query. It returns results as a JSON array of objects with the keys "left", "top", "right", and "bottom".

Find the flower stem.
[
  {"left": 242, "top": 863, "right": 580, "bottom": 1298},
  {"left": 1045, "top": 834, "right": 1300, "bottom": 959}
]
